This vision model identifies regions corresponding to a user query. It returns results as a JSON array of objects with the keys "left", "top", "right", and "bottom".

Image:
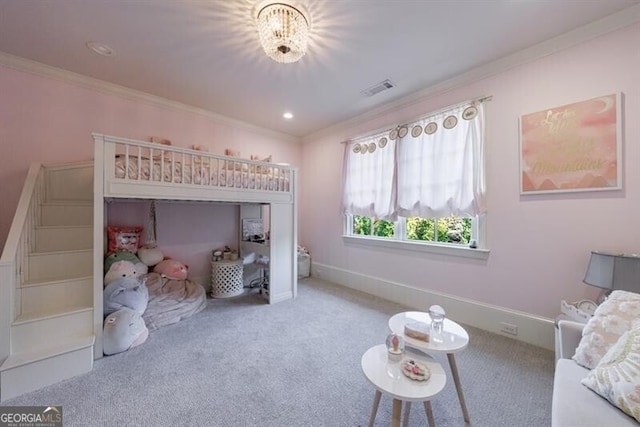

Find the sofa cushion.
[
  {"left": 573, "top": 290, "right": 640, "bottom": 369},
  {"left": 582, "top": 325, "right": 640, "bottom": 423},
  {"left": 552, "top": 359, "right": 638, "bottom": 427}
]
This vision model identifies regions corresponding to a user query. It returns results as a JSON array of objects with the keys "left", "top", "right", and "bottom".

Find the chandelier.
[{"left": 256, "top": 2, "right": 309, "bottom": 64}]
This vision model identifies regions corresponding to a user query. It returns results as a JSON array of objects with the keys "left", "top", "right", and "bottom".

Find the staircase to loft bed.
[{"left": 0, "top": 162, "right": 94, "bottom": 402}]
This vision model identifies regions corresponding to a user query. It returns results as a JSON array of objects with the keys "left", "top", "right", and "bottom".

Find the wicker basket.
[{"left": 211, "top": 259, "right": 244, "bottom": 298}]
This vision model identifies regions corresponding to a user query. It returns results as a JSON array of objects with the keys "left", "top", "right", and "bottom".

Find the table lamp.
[{"left": 583, "top": 251, "right": 640, "bottom": 297}]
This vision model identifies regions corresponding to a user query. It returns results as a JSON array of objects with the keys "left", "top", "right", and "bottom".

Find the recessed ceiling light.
[
  {"left": 283, "top": 112, "right": 293, "bottom": 119},
  {"left": 86, "top": 41, "right": 115, "bottom": 57}
]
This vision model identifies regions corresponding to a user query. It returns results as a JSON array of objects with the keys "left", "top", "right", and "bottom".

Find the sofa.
[{"left": 552, "top": 319, "right": 638, "bottom": 426}]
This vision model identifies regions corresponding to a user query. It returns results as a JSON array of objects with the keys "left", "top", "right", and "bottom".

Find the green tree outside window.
[{"left": 354, "top": 215, "right": 471, "bottom": 244}]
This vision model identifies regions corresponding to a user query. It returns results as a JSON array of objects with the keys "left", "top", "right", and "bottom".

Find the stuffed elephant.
[
  {"left": 103, "top": 307, "right": 149, "bottom": 355},
  {"left": 103, "top": 277, "right": 149, "bottom": 317}
]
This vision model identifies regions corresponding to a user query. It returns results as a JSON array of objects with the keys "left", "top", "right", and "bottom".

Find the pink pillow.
[{"left": 107, "top": 226, "right": 143, "bottom": 254}]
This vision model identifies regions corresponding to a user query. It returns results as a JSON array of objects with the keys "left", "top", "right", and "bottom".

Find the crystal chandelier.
[{"left": 256, "top": 2, "right": 309, "bottom": 64}]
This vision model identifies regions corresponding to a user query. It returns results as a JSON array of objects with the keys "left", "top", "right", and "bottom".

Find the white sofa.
[{"left": 552, "top": 319, "right": 638, "bottom": 427}]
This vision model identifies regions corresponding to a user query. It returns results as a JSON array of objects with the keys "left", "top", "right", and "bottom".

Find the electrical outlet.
[{"left": 500, "top": 322, "right": 518, "bottom": 336}]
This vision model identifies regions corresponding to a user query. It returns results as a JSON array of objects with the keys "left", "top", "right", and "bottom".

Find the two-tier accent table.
[{"left": 389, "top": 311, "right": 471, "bottom": 423}]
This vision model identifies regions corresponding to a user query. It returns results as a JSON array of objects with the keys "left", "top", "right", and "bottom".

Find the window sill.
[{"left": 342, "top": 235, "right": 490, "bottom": 260}]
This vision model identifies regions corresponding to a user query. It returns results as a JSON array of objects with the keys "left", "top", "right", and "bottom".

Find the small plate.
[{"left": 402, "top": 359, "right": 431, "bottom": 381}]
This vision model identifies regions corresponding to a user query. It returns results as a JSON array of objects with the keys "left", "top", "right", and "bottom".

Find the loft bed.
[
  {"left": 95, "top": 133, "right": 295, "bottom": 204},
  {"left": 92, "top": 133, "right": 298, "bottom": 358}
]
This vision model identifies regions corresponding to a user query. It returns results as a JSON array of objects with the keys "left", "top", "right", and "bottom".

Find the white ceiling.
[{"left": 0, "top": 0, "right": 638, "bottom": 139}]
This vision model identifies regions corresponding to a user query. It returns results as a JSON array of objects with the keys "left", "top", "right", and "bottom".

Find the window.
[
  {"left": 342, "top": 100, "right": 487, "bottom": 254},
  {"left": 349, "top": 214, "right": 477, "bottom": 245}
]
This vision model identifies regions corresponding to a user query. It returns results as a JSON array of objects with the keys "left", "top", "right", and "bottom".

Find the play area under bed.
[{"left": 93, "top": 133, "right": 298, "bottom": 357}]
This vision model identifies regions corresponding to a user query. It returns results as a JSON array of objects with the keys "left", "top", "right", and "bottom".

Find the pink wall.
[
  {"left": 0, "top": 65, "right": 302, "bottom": 260},
  {"left": 300, "top": 23, "right": 640, "bottom": 319},
  {"left": 2, "top": 23, "right": 638, "bottom": 318}
]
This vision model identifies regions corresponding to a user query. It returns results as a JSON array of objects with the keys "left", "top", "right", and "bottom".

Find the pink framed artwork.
[{"left": 519, "top": 93, "right": 622, "bottom": 194}]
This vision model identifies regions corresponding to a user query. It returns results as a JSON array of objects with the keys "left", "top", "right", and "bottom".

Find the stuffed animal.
[
  {"left": 154, "top": 259, "right": 188, "bottom": 280},
  {"left": 103, "top": 307, "right": 149, "bottom": 356},
  {"left": 103, "top": 277, "right": 149, "bottom": 317},
  {"left": 104, "top": 260, "right": 137, "bottom": 287},
  {"left": 137, "top": 244, "right": 164, "bottom": 267},
  {"left": 104, "top": 250, "right": 147, "bottom": 278}
]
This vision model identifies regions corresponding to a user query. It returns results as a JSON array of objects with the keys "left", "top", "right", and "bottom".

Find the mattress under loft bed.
[{"left": 92, "top": 133, "right": 299, "bottom": 357}]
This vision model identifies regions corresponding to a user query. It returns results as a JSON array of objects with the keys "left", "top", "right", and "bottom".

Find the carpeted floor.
[{"left": 1, "top": 278, "right": 554, "bottom": 426}]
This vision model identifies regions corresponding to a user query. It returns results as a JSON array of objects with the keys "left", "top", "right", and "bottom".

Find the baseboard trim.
[{"left": 312, "top": 262, "right": 554, "bottom": 351}]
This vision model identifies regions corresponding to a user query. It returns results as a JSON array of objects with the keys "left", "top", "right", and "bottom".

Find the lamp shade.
[{"left": 583, "top": 251, "right": 640, "bottom": 293}]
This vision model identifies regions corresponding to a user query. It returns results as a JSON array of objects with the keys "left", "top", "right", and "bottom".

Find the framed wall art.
[{"left": 519, "top": 93, "right": 622, "bottom": 194}]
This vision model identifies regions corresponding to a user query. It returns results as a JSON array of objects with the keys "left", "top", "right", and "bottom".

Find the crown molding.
[
  {"left": 303, "top": 4, "right": 640, "bottom": 143},
  {"left": 0, "top": 51, "right": 300, "bottom": 144}
]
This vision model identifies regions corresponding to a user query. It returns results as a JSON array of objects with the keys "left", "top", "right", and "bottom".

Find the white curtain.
[
  {"left": 342, "top": 131, "right": 397, "bottom": 220},
  {"left": 396, "top": 103, "right": 486, "bottom": 218},
  {"left": 342, "top": 101, "right": 486, "bottom": 221}
]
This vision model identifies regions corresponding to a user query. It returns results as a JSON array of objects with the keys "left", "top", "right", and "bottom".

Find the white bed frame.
[{"left": 92, "top": 133, "right": 298, "bottom": 357}]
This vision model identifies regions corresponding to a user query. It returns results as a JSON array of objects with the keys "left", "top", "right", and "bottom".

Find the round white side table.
[
  {"left": 210, "top": 258, "right": 244, "bottom": 298},
  {"left": 389, "top": 311, "right": 470, "bottom": 422},
  {"left": 361, "top": 344, "right": 446, "bottom": 427}
]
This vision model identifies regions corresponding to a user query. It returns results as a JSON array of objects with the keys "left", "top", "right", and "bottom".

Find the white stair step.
[
  {"left": 26, "top": 249, "right": 92, "bottom": 283},
  {"left": 45, "top": 162, "right": 93, "bottom": 202},
  {"left": 12, "top": 306, "right": 93, "bottom": 354},
  {"left": 34, "top": 225, "right": 92, "bottom": 252},
  {"left": 21, "top": 277, "right": 92, "bottom": 315},
  {"left": 41, "top": 202, "right": 92, "bottom": 226},
  {"left": 0, "top": 336, "right": 94, "bottom": 402}
]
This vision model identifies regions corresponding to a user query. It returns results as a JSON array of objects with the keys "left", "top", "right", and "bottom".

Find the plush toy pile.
[{"left": 102, "top": 226, "right": 207, "bottom": 355}]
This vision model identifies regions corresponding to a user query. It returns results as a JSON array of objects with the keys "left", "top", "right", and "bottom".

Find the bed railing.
[
  {"left": 95, "top": 134, "right": 293, "bottom": 194},
  {"left": 0, "top": 163, "right": 44, "bottom": 363}
]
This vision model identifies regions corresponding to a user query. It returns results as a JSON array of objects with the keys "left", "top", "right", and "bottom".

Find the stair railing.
[{"left": 0, "top": 163, "right": 44, "bottom": 364}]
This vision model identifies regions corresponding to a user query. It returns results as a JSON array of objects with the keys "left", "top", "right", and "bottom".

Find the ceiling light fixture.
[
  {"left": 256, "top": 2, "right": 309, "bottom": 64},
  {"left": 283, "top": 112, "right": 293, "bottom": 119}
]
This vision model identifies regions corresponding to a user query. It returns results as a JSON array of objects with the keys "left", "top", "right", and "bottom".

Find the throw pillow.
[
  {"left": 573, "top": 290, "right": 640, "bottom": 369},
  {"left": 251, "top": 154, "right": 272, "bottom": 163},
  {"left": 150, "top": 136, "right": 171, "bottom": 145},
  {"left": 107, "top": 225, "right": 143, "bottom": 254},
  {"left": 582, "top": 324, "right": 640, "bottom": 422}
]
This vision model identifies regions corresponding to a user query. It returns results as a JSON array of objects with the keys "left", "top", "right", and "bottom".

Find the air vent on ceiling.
[{"left": 360, "top": 79, "right": 395, "bottom": 97}]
